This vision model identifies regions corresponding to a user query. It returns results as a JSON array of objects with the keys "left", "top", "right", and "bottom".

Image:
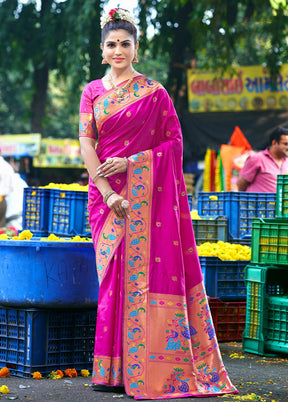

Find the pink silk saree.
[{"left": 79, "top": 76, "right": 238, "bottom": 399}]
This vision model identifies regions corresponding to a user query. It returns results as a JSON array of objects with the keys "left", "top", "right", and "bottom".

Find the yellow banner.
[
  {"left": 33, "top": 138, "right": 85, "bottom": 168},
  {"left": 0, "top": 134, "right": 41, "bottom": 156},
  {"left": 187, "top": 64, "right": 288, "bottom": 112}
]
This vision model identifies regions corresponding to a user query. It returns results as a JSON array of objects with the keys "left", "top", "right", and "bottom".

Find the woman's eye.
[
  {"left": 107, "top": 43, "right": 115, "bottom": 48},
  {"left": 122, "top": 43, "right": 130, "bottom": 47}
]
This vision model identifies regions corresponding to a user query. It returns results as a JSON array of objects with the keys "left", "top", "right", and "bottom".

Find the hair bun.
[{"left": 100, "top": 8, "right": 137, "bottom": 29}]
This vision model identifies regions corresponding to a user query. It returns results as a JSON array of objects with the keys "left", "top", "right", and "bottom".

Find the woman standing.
[{"left": 79, "top": 8, "right": 237, "bottom": 400}]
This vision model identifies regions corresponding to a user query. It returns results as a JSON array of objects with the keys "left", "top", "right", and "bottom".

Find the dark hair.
[
  {"left": 101, "top": 20, "right": 137, "bottom": 44},
  {"left": 268, "top": 126, "right": 288, "bottom": 146}
]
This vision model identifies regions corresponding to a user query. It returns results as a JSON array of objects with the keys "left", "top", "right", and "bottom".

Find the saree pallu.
[{"left": 79, "top": 76, "right": 238, "bottom": 399}]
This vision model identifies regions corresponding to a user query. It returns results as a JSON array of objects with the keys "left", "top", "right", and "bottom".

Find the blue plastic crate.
[
  {"left": 0, "top": 239, "right": 98, "bottom": 308},
  {"left": 22, "top": 187, "right": 50, "bottom": 237},
  {"left": 48, "top": 189, "right": 91, "bottom": 237},
  {"left": 199, "top": 256, "right": 248, "bottom": 300},
  {"left": 0, "top": 307, "right": 97, "bottom": 377},
  {"left": 187, "top": 194, "right": 193, "bottom": 211},
  {"left": 197, "top": 192, "right": 276, "bottom": 241}
]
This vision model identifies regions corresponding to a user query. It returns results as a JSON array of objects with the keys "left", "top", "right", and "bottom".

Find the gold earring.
[
  {"left": 132, "top": 56, "right": 139, "bottom": 64},
  {"left": 102, "top": 57, "right": 108, "bottom": 65}
]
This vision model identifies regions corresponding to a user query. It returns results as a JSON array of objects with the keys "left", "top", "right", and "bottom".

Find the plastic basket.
[
  {"left": 197, "top": 191, "right": 276, "bottom": 241},
  {"left": 22, "top": 187, "right": 50, "bottom": 237},
  {"left": 199, "top": 256, "right": 248, "bottom": 300},
  {"left": 48, "top": 189, "right": 91, "bottom": 237},
  {"left": 0, "top": 239, "right": 98, "bottom": 308},
  {"left": 251, "top": 218, "right": 288, "bottom": 265},
  {"left": 187, "top": 194, "right": 193, "bottom": 211},
  {"left": 264, "top": 296, "right": 288, "bottom": 354},
  {"left": 242, "top": 263, "right": 288, "bottom": 356},
  {"left": 276, "top": 174, "right": 288, "bottom": 217},
  {"left": 192, "top": 216, "right": 228, "bottom": 245},
  {"left": 0, "top": 307, "right": 97, "bottom": 377},
  {"left": 208, "top": 298, "right": 246, "bottom": 342}
]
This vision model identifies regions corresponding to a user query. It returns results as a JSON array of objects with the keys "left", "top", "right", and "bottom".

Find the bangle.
[
  {"left": 103, "top": 190, "right": 116, "bottom": 205},
  {"left": 91, "top": 174, "right": 99, "bottom": 183}
]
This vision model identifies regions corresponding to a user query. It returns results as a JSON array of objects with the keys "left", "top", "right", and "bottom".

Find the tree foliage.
[
  {"left": 138, "top": 0, "right": 288, "bottom": 112},
  {"left": 0, "top": 0, "right": 288, "bottom": 136}
]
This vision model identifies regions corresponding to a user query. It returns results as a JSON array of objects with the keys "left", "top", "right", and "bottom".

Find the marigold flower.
[
  {"left": 56, "top": 369, "right": 64, "bottom": 378},
  {"left": 19, "top": 230, "right": 33, "bottom": 240},
  {"left": 31, "top": 371, "right": 42, "bottom": 379},
  {"left": 0, "top": 234, "right": 9, "bottom": 240},
  {"left": 64, "top": 368, "right": 77, "bottom": 378},
  {"left": 0, "top": 385, "right": 9, "bottom": 394},
  {"left": 0, "top": 367, "right": 10, "bottom": 377},
  {"left": 81, "top": 369, "right": 90, "bottom": 377}
]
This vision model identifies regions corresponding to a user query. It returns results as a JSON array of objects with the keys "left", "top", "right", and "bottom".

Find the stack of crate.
[
  {"left": 197, "top": 191, "right": 276, "bottom": 245},
  {"left": 193, "top": 191, "right": 271, "bottom": 342},
  {"left": 242, "top": 175, "right": 288, "bottom": 356},
  {"left": 0, "top": 185, "right": 98, "bottom": 377},
  {"left": 22, "top": 186, "right": 91, "bottom": 238},
  {"left": 200, "top": 255, "right": 248, "bottom": 342}
]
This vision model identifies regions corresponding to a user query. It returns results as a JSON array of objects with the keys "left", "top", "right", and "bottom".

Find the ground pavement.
[{"left": 0, "top": 342, "right": 287, "bottom": 401}]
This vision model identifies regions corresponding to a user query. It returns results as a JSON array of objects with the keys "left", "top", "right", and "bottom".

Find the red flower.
[{"left": 109, "top": 8, "right": 118, "bottom": 19}]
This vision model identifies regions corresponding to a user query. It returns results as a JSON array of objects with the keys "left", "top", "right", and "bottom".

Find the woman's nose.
[{"left": 115, "top": 45, "right": 122, "bottom": 54}]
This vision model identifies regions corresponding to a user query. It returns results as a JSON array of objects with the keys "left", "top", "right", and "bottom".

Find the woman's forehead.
[{"left": 104, "top": 29, "right": 133, "bottom": 42}]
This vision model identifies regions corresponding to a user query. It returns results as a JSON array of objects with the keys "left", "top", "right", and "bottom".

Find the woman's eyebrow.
[{"left": 106, "top": 39, "right": 132, "bottom": 44}]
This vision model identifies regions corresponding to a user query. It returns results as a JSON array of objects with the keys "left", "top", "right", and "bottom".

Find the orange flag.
[{"left": 230, "top": 126, "right": 252, "bottom": 150}]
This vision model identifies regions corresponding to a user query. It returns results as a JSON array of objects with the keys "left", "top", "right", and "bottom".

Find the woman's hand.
[
  {"left": 106, "top": 193, "right": 130, "bottom": 219},
  {"left": 96, "top": 157, "right": 128, "bottom": 178}
]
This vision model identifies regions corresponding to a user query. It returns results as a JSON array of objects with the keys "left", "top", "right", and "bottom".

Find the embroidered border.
[
  {"left": 96, "top": 188, "right": 126, "bottom": 283},
  {"left": 94, "top": 78, "right": 163, "bottom": 132},
  {"left": 123, "top": 150, "right": 153, "bottom": 398},
  {"left": 92, "top": 355, "right": 122, "bottom": 385}
]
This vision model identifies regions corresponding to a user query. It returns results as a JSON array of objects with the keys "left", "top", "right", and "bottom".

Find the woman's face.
[{"left": 101, "top": 29, "right": 138, "bottom": 71}]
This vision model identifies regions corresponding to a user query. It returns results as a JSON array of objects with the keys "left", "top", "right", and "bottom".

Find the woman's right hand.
[{"left": 107, "top": 193, "right": 130, "bottom": 219}]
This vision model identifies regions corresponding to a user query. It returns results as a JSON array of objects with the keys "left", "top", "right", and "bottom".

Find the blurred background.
[{"left": 1, "top": 0, "right": 288, "bottom": 187}]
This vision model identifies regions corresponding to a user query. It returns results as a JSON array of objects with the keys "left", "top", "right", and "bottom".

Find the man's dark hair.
[{"left": 268, "top": 126, "right": 288, "bottom": 146}]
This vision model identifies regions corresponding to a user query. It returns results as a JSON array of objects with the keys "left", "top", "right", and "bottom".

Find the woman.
[{"left": 79, "top": 8, "right": 238, "bottom": 400}]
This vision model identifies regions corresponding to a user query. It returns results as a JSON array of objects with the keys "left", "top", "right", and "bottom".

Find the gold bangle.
[
  {"left": 91, "top": 174, "right": 99, "bottom": 184},
  {"left": 103, "top": 190, "right": 116, "bottom": 205}
]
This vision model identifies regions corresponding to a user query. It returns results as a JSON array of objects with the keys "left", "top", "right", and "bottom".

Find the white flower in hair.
[{"left": 100, "top": 8, "right": 137, "bottom": 29}]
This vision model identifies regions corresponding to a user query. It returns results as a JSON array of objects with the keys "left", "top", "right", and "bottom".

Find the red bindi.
[{"left": 117, "top": 39, "right": 120, "bottom": 42}]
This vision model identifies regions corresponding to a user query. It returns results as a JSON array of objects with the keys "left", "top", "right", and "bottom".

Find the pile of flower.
[
  {"left": 0, "top": 226, "right": 18, "bottom": 237},
  {"left": 40, "top": 183, "right": 88, "bottom": 192},
  {"left": 197, "top": 241, "right": 251, "bottom": 261},
  {"left": 31, "top": 368, "right": 90, "bottom": 380},
  {"left": 0, "top": 230, "right": 92, "bottom": 242},
  {"left": 0, "top": 368, "right": 10, "bottom": 395}
]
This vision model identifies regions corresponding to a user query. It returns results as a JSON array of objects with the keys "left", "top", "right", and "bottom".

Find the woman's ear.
[{"left": 100, "top": 43, "right": 104, "bottom": 51}]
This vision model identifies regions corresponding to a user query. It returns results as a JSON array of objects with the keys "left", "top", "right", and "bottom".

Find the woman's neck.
[{"left": 109, "top": 67, "right": 135, "bottom": 82}]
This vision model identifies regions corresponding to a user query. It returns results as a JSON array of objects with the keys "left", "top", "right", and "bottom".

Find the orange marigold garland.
[
  {"left": 0, "top": 367, "right": 10, "bottom": 377},
  {"left": 64, "top": 368, "right": 77, "bottom": 378},
  {"left": 31, "top": 371, "right": 42, "bottom": 379}
]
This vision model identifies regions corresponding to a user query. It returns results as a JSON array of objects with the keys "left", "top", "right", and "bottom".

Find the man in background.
[
  {"left": 5, "top": 159, "right": 28, "bottom": 230},
  {"left": 0, "top": 148, "right": 14, "bottom": 227},
  {"left": 237, "top": 127, "right": 288, "bottom": 192}
]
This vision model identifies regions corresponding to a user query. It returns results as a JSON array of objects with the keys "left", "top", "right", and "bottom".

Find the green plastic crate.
[
  {"left": 264, "top": 296, "right": 288, "bottom": 354},
  {"left": 251, "top": 218, "right": 288, "bottom": 265},
  {"left": 276, "top": 174, "right": 288, "bottom": 217},
  {"left": 192, "top": 216, "right": 228, "bottom": 245},
  {"left": 242, "top": 263, "right": 288, "bottom": 356}
]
